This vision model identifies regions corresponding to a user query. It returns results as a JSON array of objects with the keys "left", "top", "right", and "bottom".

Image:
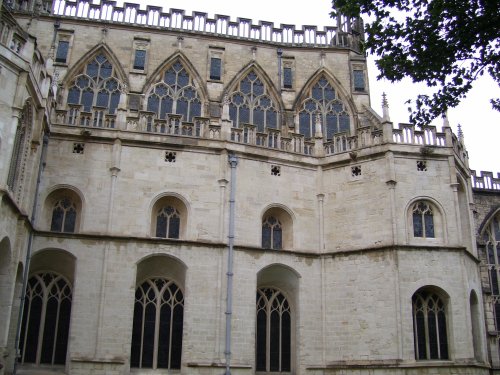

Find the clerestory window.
[
  {"left": 298, "top": 75, "right": 350, "bottom": 140},
  {"left": 412, "top": 288, "right": 449, "bottom": 360},
  {"left": 66, "top": 53, "right": 122, "bottom": 115},
  {"left": 228, "top": 71, "right": 279, "bottom": 132},
  {"left": 131, "top": 278, "right": 184, "bottom": 370},
  {"left": 146, "top": 60, "right": 202, "bottom": 122}
]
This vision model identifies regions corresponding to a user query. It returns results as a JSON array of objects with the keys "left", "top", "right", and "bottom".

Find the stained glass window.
[
  {"left": 19, "top": 272, "right": 72, "bottom": 365},
  {"left": 262, "top": 216, "right": 283, "bottom": 250},
  {"left": 50, "top": 198, "right": 77, "bottom": 233},
  {"left": 146, "top": 60, "right": 201, "bottom": 123},
  {"left": 256, "top": 288, "right": 291, "bottom": 372},
  {"left": 66, "top": 53, "right": 122, "bottom": 116},
  {"left": 156, "top": 206, "right": 180, "bottom": 239},
  {"left": 412, "top": 289, "right": 448, "bottom": 360},
  {"left": 131, "top": 278, "right": 183, "bottom": 370},
  {"left": 298, "top": 75, "right": 350, "bottom": 140},
  {"left": 55, "top": 41, "right": 69, "bottom": 63},
  {"left": 412, "top": 202, "right": 435, "bottom": 238},
  {"left": 228, "top": 71, "right": 279, "bottom": 131}
]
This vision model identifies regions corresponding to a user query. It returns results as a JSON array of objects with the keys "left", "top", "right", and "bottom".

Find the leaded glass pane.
[
  {"left": 281, "top": 311, "right": 291, "bottom": 371},
  {"left": 160, "top": 97, "right": 173, "bottom": 119},
  {"left": 273, "top": 226, "right": 282, "bottom": 250},
  {"left": 100, "top": 61, "right": 112, "bottom": 79},
  {"left": 133, "top": 50, "right": 146, "bottom": 70},
  {"left": 86, "top": 60, "right": 98, "bottom": 78},
  {"left": 353, "top": 70, "right": 365, "bottom": 91},
  {"left": 63, "top": 208, "right": 76, "bottom": 233},
  {"left": 55, "top": 41, "right": 69, "bottom": 63},
  {"left": 269, "top": 310, "right": 280, "bottom": 371},
  {"left": 326, "top": 113, "right": 338, "bottom": 140},
  {"left": 253, "top": 108, "right": 264, "bottom": 132},
  {"left": 256, "top": 309, "right": 267, "bottom": 371},
  {"left": 240, "top": 106, "right": 250, "bottom": 124},
  {"left": 81, "top": 89, "right": 94, "bottom": 112},
  {"left": 67, "top": 87, "right": 80, "bottom": 104},
  {"left": 130, "top": 301, "right": 142, "bottom": 367},
  {"left": 491, "top": 269, "right": 499, "bottom": 295},
  {"left": 266, "top": 109, "right": 277, "bottom": 129},
  {"left": 339, "top": 113, "right": 350, "bottom": 132},
  {"left": 424, "top": 213, "right": 435, "bottom": 238},
  {"left": 210, "top": 57, "right": 221, "bottom": 80},
  {"left": 147, "top": 95, "right": 159, "bottom": 113},
  {"left": 169, "top": 216, "right": 180, "bottom": 239},
  {"left": 299, "top": 112, "right": 312, "bottom": 138},
  {"left": 51, "top": 207, "right": 64, "bottom": 232},
  {"left": 170, "top": 304, "right": 183, "bottom": 369},
  {"left": 110, "top": 91, "right": 120, "bottom": 114},
  {"left": 156, "top": 215, "right": 167, "bottom": 238},
  {"left": 428, "top": 311, "right": 438, "bottom": 359},
  {"left": 494, "top": 218, "right": 500, "bottom": 239},
  {"left": 438, "top": 311, "right": 448, "bottom": 359},
  {"left": 142, "top": 303, "right": 155, "bottom": 368},
  {"left": 96, "top": 91, "right": 109, "bottom": 107},
  {"left": 23, "top": 296, "right": 42, "bottom": 363},
  {"left": 262, "top": 224, "right": 271, "bottom": 248},
  {"left": 41, "top": 298, "right": 58, "bottom": 363},
  {"left": 413, "top": 213, "right": 423, "bottom": 237},
  {"left": 157, "top": 304, "right": 171, "bottom": 368},
  {"left": 283, "top": 67, "right": 292, "bottom": 88},
  {"left": 54, "top": 298, "right": 71, "bottom": 364}
]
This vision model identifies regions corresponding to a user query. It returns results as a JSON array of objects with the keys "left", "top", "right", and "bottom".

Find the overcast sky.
[{"left": 120, "top": 0, "right": 499, "bottom": 173}]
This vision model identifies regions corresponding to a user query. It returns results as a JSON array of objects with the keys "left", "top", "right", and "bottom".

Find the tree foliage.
[{"left": 332, "top": 0, "right": 500, "bottom": 126}]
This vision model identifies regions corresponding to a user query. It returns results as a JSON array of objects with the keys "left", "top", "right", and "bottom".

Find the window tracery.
[
  {"left": 50, "top": 198, "right": 77, "bottom": 233},
  {"left": 412, "top": 289, "right": 448, "bottom": 360},
  {"left": 146, "top": 60, "right": 201, "bottom": 122},
  {"left": 228, "top": 71, "right": 278, "bottom": 131},
  {"left": 256, "top": 287, "right": 291, "bottom": 372},
  {"left": 298, "top": 75, "right": 350, "bottom": 140},
  {"left": 66, "top": 53, "right": 123, "bottom": 115},
  {"left": 19, "top": 272, "right": 72, "bottom": 366},
  {"left": 156, "top": 205, "right": 180, "bottom": 239},
  {"left": 412, "top": 201, "right": 435, "bottom": 238},
  {"left": 483, "top": 214, "right": 500, "bottom": 332},
  {"left": 130, "top": 278, "right": 183, "bottom": 370},
  {"left": 262, "top": 216, "right": 282, "bottom": 250}
]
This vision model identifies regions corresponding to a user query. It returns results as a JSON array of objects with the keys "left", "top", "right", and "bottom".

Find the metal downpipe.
[{"left": 224, "top": 154, "right": 238, "bottom": 375}]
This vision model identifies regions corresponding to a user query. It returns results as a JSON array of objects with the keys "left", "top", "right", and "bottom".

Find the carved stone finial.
[
  {"left": 251, "top": 46, "right": 257, "bottom": 60},
  {"left": 314, "top": 112, "right": 323, "bottom": 138},
  {"left": 442, "top": 110, "right": 450, "bottom": 127},
  {"left": 457, "top": 123, "right": 464, "bottom": 140},
  {"left": 177, "top": 36, "right": 183, "bottom": 49},
  {"left": 222, "top": 94, "right": 230, "bottom": 120},
  {"left": 101, "top": 28, "right": 108, "bottom": 43},
  {"left": 382, "top": 92, "right": 390, "bottom": 122}
]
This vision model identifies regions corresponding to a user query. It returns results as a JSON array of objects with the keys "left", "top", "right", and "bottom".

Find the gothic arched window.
[
  {"left": 19, "top": 272, "right": 72, "bottom": 365},
  {"left": 262, "top": 216, "right": 282, "bottom": 250},
  {"left": 256, "top": 288, "right": 291, "bottom": 372},
  {"left": 146, "top": 60, "right": 201, "bottom": 122},
  {"left": 66, "top": 54, "right": 122, "bottom": 115},
  {"left": 229, "top": 71, "right": 279, "bottom": 131},
  {"left": 50, "top": 198, "right": 77, "bottom": 233},
  {"left": 155, "top": 206, "right": 180, "bottom": 239},
  {"left": 483, "top": 214, "right": 500, "bottom": 332},
  {"left": 412, "top": 288, "right": 449, "bottom": 360},
  {"left": 298, "top": 76, "right": 350, "bottom": 140},
  {"left": 412, "top": 201, "right": 435, "bottom": 238},
  {"left": 130, "top": 278, "right": 184, "bottom": 370}
]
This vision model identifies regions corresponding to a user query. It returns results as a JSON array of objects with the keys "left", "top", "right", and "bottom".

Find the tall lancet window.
[
  {"left": 146, "top": 60, "right": 202, "bottom": 122},
  {"left": 228, "top": 71, "right": 279, "bottom": 131},
  {"left": 66, "top": 53, "right": 123, "bottom": 117},
  {"left": 298, "top": 76, "right": 350, "bottom": 140},
  {"left": 483, "top": 214, "right": 500, "bottom": 334}
]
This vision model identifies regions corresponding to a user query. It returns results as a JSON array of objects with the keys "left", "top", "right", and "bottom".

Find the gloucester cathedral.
[{"left": 1, "top": 0, "right": 500, "bottom": 374}]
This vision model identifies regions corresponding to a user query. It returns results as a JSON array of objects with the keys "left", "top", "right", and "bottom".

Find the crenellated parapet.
[
  {"left": 8, "top": 0, "right": 364, "bottom": 50},
  {"left": 472, "top": 170, "right": 500, "bottom": 191}
]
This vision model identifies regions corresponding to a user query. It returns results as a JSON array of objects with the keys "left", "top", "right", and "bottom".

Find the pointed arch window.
[
  {"left": 146, "top": 60, "right": 202, "bottom": 122},
  {"left": 256, "top": 288, "right": 291, "bottom": 372},
  {"left": 229, "top": 71, "right": 279, "bottom": 131},
  {"left": 412, "top": 289, "right": 449, "bottom": 360},
  {"left": 19, "top": 272, "right": 72, "bottom": 366},
  {"left": 298, "top": 76, "right": 350, "bottom": 140},
  {"left": 66, "top": 53, "right": 122, "bottom": 115},
  {"left": 262, "top": 216, "right": 282, "bottom": 250},
  {"left": 131, "top": 278, "right": 184, "bottom": 370},
  {"left": 156, "top": 206, "right": 180, "bottom": 239},
  {"left": 483, "top": 214, "right": 500, "bottom": 331},
  {"left": 412, "top": 201, "right": 435, "bottom": 238},
  {"left": 50, "top": 198, "right": 77, "bottom": 233}
]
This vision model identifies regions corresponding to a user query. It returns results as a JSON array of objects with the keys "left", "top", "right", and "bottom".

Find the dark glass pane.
[
  {"left": 51, "top": 207, "right": 64, "bottom": 232},
  {"left": 81, "top": 90, "right": 94, "bottom": 112},
  {"left": 428, "top": 311, "right": 438, "bottom": 359},
  {"left": 141, "top": 303, "right": 156, "bottom": 368},
  {"left": 240, "top": 106, "right": 250, "bottom": 124},
  {"left": 273, "top": 226, "right": 282, "bottom": 250},
  {"left": 130, "top": 300, "right": 143, "bottom": 367},
  {"left": 229, "top": 105, "right": 237, "bottom": 126},
  {"left": 488, "top": 243, "right": 495, "bottom": 264},
  {"left": 299, "top": 112, "right": 311, "bottom": 138},
  {"left": 324, "top": 85, "right": 335, "bottom": 100},
  {"left": 55, "top": 41, "right": 69, "bottom": 63},
  {"left": 253, "top": 108, "right": 264, "bottom": 131},
  {"left": 176, "top": 98, "right": 188, "bottom": 119},
  {"left": 100, "top": 62, "right": 112, "bottom": 79},
  {"left": 491, "top": 269, "right": 499, "bottom": 295},
  {"left": 64, "top": 208, "right": 76, "bottom": 233},
  {"left": 170, "top": 304, "right": 183, "bottom": 369},
  {"left": 96, "top": 91, "right": 109, "bottom": 108},
  {"left": 326, "top": 114, "right": 338, "bottom": 140},
  {"left": 353, "top": 70, "right": 365, "bottom": 91},
  {"left": 283, "top": 67, "right": 292, "bottom": 88},
  {"left": 495, "top": 302, "right": 500, "bottom": 330},
  {"left": 110, "top": 91, "right": 120, "bottom": 114},
  {"left": 24, "top": 296, "right": 43, "bottom": 363},
  {"left": 164, "top": 69, "right": 176, "bottom": 85},
  {"left": 269, "top": 310, "right": 280, "bottom": 371},
  {"left": 133, "top": 50, "right": 146, "bottom": 70},
  {"left": 266, "top": 110, "right": 277, "bottom": 129},
  {"left": 415, "top": 310, "right": 426, "bottom": 359},
  {"left": 339, "top": 114, "right": 350, "bottom": 133},
  {"left": 67, "top": 87, "right": 80, "bottom": 104},
  {"left": 177, "top": 69, "right": 189, "bottom": 87},
  {"left": 210, "top": 57, "right": 221, "bottom": 80},
  {"left": 281, "top": 311, "right": 291, "bottom": 371},
  {"left": 147, "top": 95, "right": 159, "bottom": 113},
  {"left": 54, "top": 298, "right": 71, "bottom": 365},
  {"left": 494, "top": 219, "right": 500, "bottom": 239},
  {"left": 156, "top": 215, "right": 167, "bottom": 238},
  {"left": 41, "top": 297, "right": 58, "bottom": 363},
  {"left": 240, "top": 78, "right": 251, "bottom": 94},
  {"left": 190, "top": 101, "right": 201, "bottom": 121},
  {"left": 169, "top": 216, "right": 180, "bottom": 239},
  {"left": 157, "top": 304, "right": 171, "bottom": 368},
  {"left": 413, "top": 213, "right": 423, "bottom": 237},
  {"left": 86, "top": 60, "right": 98, "bottom": 78},
  {"left": 438, "top": 311, "right": 448, "bottom": 359},
  {"left": 262, "top": 225, "right": 271, "bottom": 248},
  {"left": 312, "top": 85, "right": 322, "bottom": 100},
  {"left": 253, "top": 79, "right": 264, "bottom": 96},
  {"left": 160, "top": 97, "right": 173, "bottom": 119},
  {"left": 424, "top": 213, "right": 434, "bottom": 238},
  {"left": 256, "top": 308, "right": 267, "bottom": 371}
]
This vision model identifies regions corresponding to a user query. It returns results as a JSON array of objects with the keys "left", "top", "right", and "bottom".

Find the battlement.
[
  {"left": 472, "top": 170, "right": 500, "bottom": 191},
  {"left": 8, "top": 0, "right": 364, "bottom": 50}
]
